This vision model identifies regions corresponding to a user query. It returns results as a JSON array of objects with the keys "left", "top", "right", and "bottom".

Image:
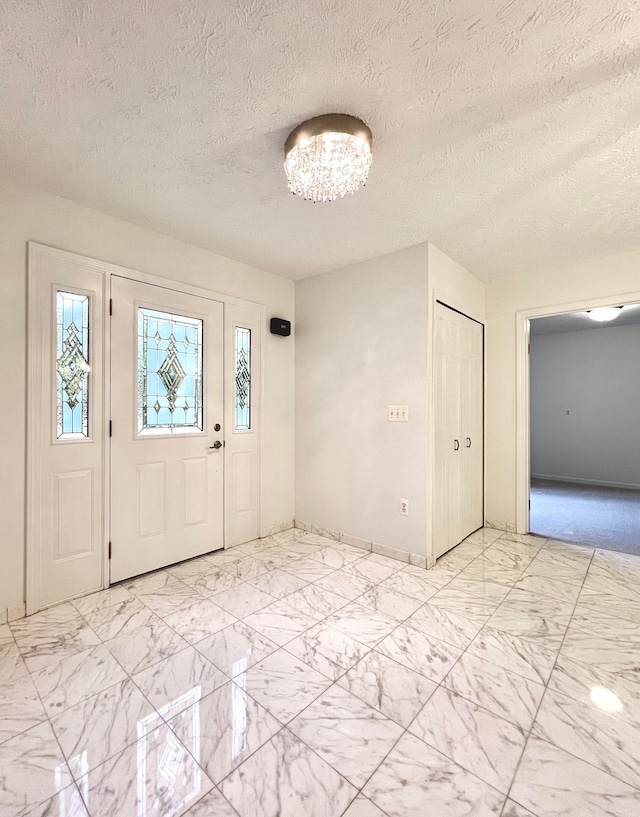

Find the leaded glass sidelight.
[
  {"left": 56, "top": 291, "right": 90, "bottom": 439},
  {"left": 138, "top": 308, "right": 203, "bottom": 433},
  {"left": 235, "top": 327, "right": 251, "bottom": 431}
]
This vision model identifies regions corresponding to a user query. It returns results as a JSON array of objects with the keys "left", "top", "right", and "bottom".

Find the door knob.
[
  {"left": 209, "top": 441, "right": 222, "bottom": 450},
  {"left": 214, "top": 423, "right": 221, "bottom": 432},
  {"left": 454, "top": 439, "right": 460, "bottom": 451}
]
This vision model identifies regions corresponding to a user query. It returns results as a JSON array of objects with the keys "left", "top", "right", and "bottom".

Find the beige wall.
[
  {"left": 0, "top": 180, "right": 295, "bottom": 617},
  {"left": 485, "top": 249, "right": 640, "bottom": 528},
  {"left": 295, "top": 242, "right": 485, "bottom": 561}
]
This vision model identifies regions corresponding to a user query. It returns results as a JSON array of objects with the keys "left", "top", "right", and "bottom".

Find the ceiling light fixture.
[
  {"left": 586, "top": 306, "right": 623, "bottom": 322},
  {"left": 284, "top": 114, "right": 372, "bottom": 203}
]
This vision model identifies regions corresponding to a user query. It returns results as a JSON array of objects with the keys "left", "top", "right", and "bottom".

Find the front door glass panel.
[{"left": 137, "top": 307, "right": 203, "bottom": 434}]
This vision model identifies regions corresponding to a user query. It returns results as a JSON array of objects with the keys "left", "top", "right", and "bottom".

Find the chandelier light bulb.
[{"left": 284, "top": 114, "right": 372, "bottom": 203}]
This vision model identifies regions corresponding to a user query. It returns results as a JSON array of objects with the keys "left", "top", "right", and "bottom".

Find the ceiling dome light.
[
  {"left": 586, "top": 307, "right": 623, "bottom": 322},
  {"left": 284, "top": 114, "right": 372, "bottom": 203}
]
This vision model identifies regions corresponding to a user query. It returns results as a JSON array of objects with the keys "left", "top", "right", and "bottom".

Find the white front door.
[{"left": 110, "top": 277, "right": 224, "bottom": 582}]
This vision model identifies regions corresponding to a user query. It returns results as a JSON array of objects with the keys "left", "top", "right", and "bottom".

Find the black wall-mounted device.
[{"left": 270, "top": 317, "right": 291, "bottom": 337}]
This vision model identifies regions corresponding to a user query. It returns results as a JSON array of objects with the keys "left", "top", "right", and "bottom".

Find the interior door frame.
[
  {"left": 515, "top": 288, "right": 640, "bottom": 535},
  {"left": 426, "top": 289, "right": 485, "bottom": 568},
  {"left": 27, "top": 242, "right": 265, "bottom": 614}
]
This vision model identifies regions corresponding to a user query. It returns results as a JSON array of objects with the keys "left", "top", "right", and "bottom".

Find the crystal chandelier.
[{"left": 284, "top": 114, "right": 372, "bottom": 203}]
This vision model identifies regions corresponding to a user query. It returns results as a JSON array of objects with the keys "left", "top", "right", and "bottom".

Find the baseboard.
[
  {"left": 0, "top": 603, "right": 26, "bottom": 624},
  {"left": 532, "top": 474, "right": 640, "bottom": 491},
  {"left": 294, "top": 520, "right": 427, "bottom": 569}
]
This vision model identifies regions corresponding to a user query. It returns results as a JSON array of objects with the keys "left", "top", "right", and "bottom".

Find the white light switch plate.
[{"left": 388, "top": 405, "right": 409, "bottom": 422}]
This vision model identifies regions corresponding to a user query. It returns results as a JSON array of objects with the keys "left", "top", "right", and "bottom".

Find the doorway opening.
[{"left": 525, "top": 302, "right": 640, "bottom": 555}]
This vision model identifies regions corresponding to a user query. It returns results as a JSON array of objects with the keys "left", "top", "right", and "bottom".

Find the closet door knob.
[
  {"left": 454, "top": 439, "right": 460, "bottom": 451},
  {"left": 466, "top": 437, "right": 471, "bottom": 448}
]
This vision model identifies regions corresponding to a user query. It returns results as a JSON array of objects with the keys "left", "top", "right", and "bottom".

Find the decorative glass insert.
[
  {"left": 56, "top": 291, "right": 90, "bottom": 439},
  {"left": 235, "top": 327, "right": 251, "bottom": 431},
  {"left": 138, "top": 308, "right": 203, "bottom": 433}
]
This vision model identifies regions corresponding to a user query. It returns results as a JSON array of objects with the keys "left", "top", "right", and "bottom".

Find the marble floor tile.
[
  {"left": 163, "top": 598, "right": 237, "bottom": 644},
  {"left": 378, "top": 569, "right": 441, "bottom": 602},
  {"left": 464, "top": 528, "right": 504, "bottom": 547},
  {"left": 405, "top": 602, "right": 484, "bottom": 649},
  {"left": 500, "top": 532, "right": 547, "bottom": 549},
  {"left": 30, "top": 643, "right": 128, "bottom": 715},
  {"left": 403, "top": 562, "right": 455, "bottom": 588},
  {"left": 288, "top": 685, "right": 403, "bottom": 787},
  {"left": 76, "top": 722, "right": 213, "bottom": 817},
  {"left": 281, "top": 557, "right": 336, "bottom": 582},
  {"left": 251, "top": 551, "right": 297, "bottom": 573},
  {"left": 443, "top": 651, "right": 545, "bottom": 730},
  {"left": 341, "top": 795, "right": 388, "bottom": 817},
  {"left": 284, "top": 622, "right": 370, "bottom": 680},
  {"left": 0, "top": 639, "right": 29, "bottom": 687},
  {"left": 324, "top": 602, "right": 399, "bottom": 647},
  {"left": 240, "top": 649, "right": 331, "bottom": 723},
  {"left": 548, "top": 653, "right": 640, "bottom": 725},
  {"left": 212, "top": 584, "right": 276, "bottom": 618},
  {"left": 310, "top": 546, "right": 364, "bottom": 569},
  {"left": 80, "top": 595, "right": 149, "bottom": 641},
  {"left": 559, "top": 624, "right": 640, "bottom": 684},
  {"left": 543, "top": 538, "right": 595, "bottom": 557},
  {"left": 0, "top": 673, "right": 47, "bottom": 745},
  {"left": 467, "top": 626, "right": 559, "bottom": 685},
  {"left": 581, "top": 571, "right": 640, "bottom": 605},
  {"left": 357, "top": 586, "right": 423, "bottom": 621},
  {"left": 0, "top": 720, "right": 73, "bottom": 817},
  {"left": 429, "top": 576, "right": 510, "bottom": 621},
  {"left": 135, "top": 581, "right": 206, "bottom": 618},
  {"left": 246, "top": 569, "right": 307, "bottom": 599},
  {"left": 525, "top": 548, "right": 591, "bottom": 583},
  {"left": 574, "top": 590, "right": 640, "bottom": 626},
  {"left": 182, "top": 788, "right": 239, "bottom": 816},
  {"left": 122, "top": 570, "right": 181, "bottom": 596},
  {"left": 314, "top": 569, "right": 373, "bottom": 600},
  {"left": 195, "top": 621, "right": 279, "bottom": 678},
  {"left": 168, "top": 681, "right": 281, "bottom": 783},
  {"left": 220, "top": 728, "right": 357, "bottom": 817},
  {"left": 182, "top": 567, "right": 242, "bottom": 597},
  {"left": 20, "top": 784, "right": 89, "bottom": 817},
  {"left": 362, "top": 732, "right": 504, "bottom": 817},
  {"left": 487, "top": 588, "right": 573, "bottom": 643},
  {"left": 409, "top": 687, "right": 526, "bottom": 793},
  {"left": 243, "top": 600, "right": 319, "bottom": 646},
  {"left": 50, "top": 677, "right": 155, "bottom": 774},
  {"left": 501, "top": 800, "right": 537, "bottom": 817},
  {"left": 133, "top": 646, "right": 228, "bottom": 715},
  {"left": 533, "top": 687, "right": 640, "bottom": 788},
  {"left": 434, "top": 543, "right": 485, "bottom": 572},
  {"left": 338, "top": 651, "right": 437, "bottom": 727},
  {"left": 105, "top": 612, "right": 187, "bottom": 676},
  {"left": 15, "top": 617, "right": 101, "bottom": 674},
  {"left": 342, "top": 557, "right": 399, "bottom": 585},
  {"left": 167, "top": 554, "right": 221, "bottom": 577},
  {"left": 510, "top": 735, "right": 640, "bottom": 817},
  {"left": 232, "top": 539, "right": 276, "bottom": 556},
  {"left": 513, "top": 572, "right": 582, "bottom": 603},
  {"left": 71, "top": 584, "right": 134, "bottom": 618},
  {"left": 285, "top": 584, "right": 347, "bottom": 618},
  {"left": 375, "top": 623, "right": 461, "bottom": 682},
  {"left": 460, "top": 556, "right": 524, "bottom": 587},
  {"left": 9, "top": 603, "right": 79, "bottom": 639}
]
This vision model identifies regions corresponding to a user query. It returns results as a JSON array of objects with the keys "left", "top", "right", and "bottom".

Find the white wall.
[
  {"left": 0, "top": 180, "right": 295, "bottom": 616},
  {"left": 530, "top": 324, "right": 640, "bottom": 489},
  {"left": 295, "top": 242, "right": 485, "bottom": 561},
  {"left": 485, "top": 249, "right": 640, "bottom": 529}
]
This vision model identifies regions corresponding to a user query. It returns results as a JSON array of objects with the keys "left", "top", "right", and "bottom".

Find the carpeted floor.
[{"left": 530, "top": 478, "right": 640, "bottom": 556}]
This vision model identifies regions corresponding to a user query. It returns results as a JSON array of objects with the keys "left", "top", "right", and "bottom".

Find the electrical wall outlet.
[
  {"left": 388, "top": 405, "right": 409, "bottom": 422},
  {"left": 400, "top": 498, "right": 409, "bottom": 516}
]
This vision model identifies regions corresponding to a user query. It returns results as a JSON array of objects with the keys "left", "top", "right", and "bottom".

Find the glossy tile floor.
[{"left": 2, "top": 527, "right": 640, "bottom": 817}]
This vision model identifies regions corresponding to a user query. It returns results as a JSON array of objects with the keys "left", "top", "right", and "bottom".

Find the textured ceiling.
[
  {"left": 1, "top": 0, "right": 640, "bottom": 280},
  {"left": 531, "top": 303, "right": 640, "bottom": 334}
]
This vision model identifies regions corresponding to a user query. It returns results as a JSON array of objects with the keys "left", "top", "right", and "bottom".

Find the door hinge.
[
  {"left": 528, "top": 342, "right": 530, "bottom": 355},
  {"left": 109, "top": 298, "right": 113, "bottom": 316},
  {"left": 108, "top": 541, "right": 112, "bottom": 559},
  {"left": 528, "top": 499, "right": 531, "bottom": 510},
  {"left": 109, "top": 420, "right": 112, "bottom": 437}
]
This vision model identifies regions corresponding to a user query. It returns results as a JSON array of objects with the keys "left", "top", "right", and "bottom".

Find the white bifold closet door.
[{"left": 434, "top": 301, "right": 484, "bottom": 559}]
